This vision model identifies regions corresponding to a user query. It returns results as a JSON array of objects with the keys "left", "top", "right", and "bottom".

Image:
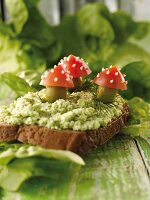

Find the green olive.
[
  {"left": 97, "top": 86, "right": 117, "bottom": 103},
  {"left": 45, "top": 87, "right": 67, "bottom": 103}
]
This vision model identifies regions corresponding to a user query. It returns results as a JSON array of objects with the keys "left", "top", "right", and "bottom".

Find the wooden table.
[
  {"left": 1, "top": 134, "right": 150, "bottom": 200},
  {"left": 56, "top": 134, "right": 150, "bottom": 200},
  {"left": 73, "top": 135, "right": 150, "bottom": 200}
]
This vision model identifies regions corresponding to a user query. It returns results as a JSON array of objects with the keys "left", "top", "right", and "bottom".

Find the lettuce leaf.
[
  {"left": 0, "top": 34, "right": 46, "bottom": 73},
  {"left": 5, "top": 0, "right": 29, "bottom": 33},
  {"left": 0, "top": 72, "right": 36, "bottom": 99},
  {"left": 0, "top": 144, "right": 84, "bottom": 191},
  {"left": 5, "top": 0, "right": 40, "bottom": 34},
  {"left": 2, "top": 176, "right": 77, "bottom": 200},
  {"left": 19, "top": 7, "right": 55, "bottom": 48},
  {"left": 17, "top": 70, "right": 43, "bottom": 90},
  {"left": 2, "top": 0, "right": 59, "bottom": 71},
  {"left": 76, "top": 3, "right": 114, "bottom": 61},
  {"left": 121, "top": 97, "right": 150, "bottom": 137},
  {"left": 129, "top": 23, "right": 150, "bottom": 54},
  {"left": 120, "top": 61, "right": 150, "bottom": 101},
  {"left": 0, "top": 83, "right": 16, "bottom": 105},
  {"left": 0, "top": 157, "right": 82, "bottom": 192},
  {"left": 108, "top": 43, "right": 150, "bottom": 67},
  {"left": 0, "top": 35, "right": 22, "bottom": 73},
  {"left": 16, "top": 43, "right": 46, "bottom": 72},
  {"left": 76, "top": 3, "right": 114, "bottom": 44},
  {"left": 54, "top": 15, "right": 83, "bottom": 56},
  {"left": 0, "top": 144, "right": 84, "bottom": 166},
  {"left": 41, "top": 40, "right": 62, "bottom": 65},
  {"left": 88, "top": 60, "right": 110, "bottom": 79},
  {"left": 55, "top": 3, "right": 150, "bottom": 65},
  {"left": 0, "top": 23, "right": 15, "bottom": 37},
  {"left": 54, "top": 4, "right": 115, "bottom": 63},
  {"left": 109, "top": 10, "right": 149, "bottom": 43}
]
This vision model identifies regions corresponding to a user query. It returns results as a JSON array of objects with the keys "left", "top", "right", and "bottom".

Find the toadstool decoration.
[
  {"left": 59, "top": 54, "right": 91, "bottom": 90},
  {"left": 93, "top": 65, "right": 127, "bottom": 103},
  {"left": 40, "top": 65, "right": 74, "bottom": 102}
]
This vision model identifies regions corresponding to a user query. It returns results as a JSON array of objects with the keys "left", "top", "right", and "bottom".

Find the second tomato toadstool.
[
  {"left": 40, "top": 65, "right": 74, "bottom": 102},
  {"left": 59, "top": 54, "right": 91, "bottom": 90},
  {"left": 93, "top": 65, "right": 127, "bottom": 103}
]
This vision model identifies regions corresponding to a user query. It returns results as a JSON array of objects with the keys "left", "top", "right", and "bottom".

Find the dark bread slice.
[
  {"left": 0, "top": 103, "right": 129, "bottom": 155},
  {"left": 0, "top": 123, "right": 19, "bottom": 142},
  {"left": 17, "top": 103, "right": 129, "bottom": 155}
]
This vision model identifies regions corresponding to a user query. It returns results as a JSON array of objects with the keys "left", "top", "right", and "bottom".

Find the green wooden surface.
[
  {"left": 136, "top": 137, "right": 150, "bottom": 176},
  {"left": 1, "top": 134, "right": 150, "bottom": 200}
]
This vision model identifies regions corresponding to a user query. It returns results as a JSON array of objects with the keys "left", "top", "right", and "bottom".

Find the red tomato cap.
[
  {"left": 59, "top": 54, "right": 92, "bottom": 78},
  {"left": 40, "top": 65, "right": 74, "bottom": 88},
  {"left": 93, "top": 65, "right": 127, "bottom": 90}
]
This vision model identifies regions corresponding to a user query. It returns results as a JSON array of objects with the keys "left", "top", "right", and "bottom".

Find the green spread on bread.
[{"left": 0, "top": 90, "right": 125, "bottom": 131}]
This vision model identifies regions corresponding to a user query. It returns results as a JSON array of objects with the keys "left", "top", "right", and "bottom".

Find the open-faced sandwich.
[{"left": 0, "top": 55, "right": 129, "bottom": 155}]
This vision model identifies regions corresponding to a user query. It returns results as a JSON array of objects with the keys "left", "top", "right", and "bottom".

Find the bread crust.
[
  {"left": 0, "top": 123, "right": 19, "bottom": 142},
  {"left": 0, "top": 104, "right": 129, "bottom": 155}
]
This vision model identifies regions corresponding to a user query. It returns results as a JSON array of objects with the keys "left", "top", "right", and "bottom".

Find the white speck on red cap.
[
  {"left": 42, "top": 71, "right": 49, "bottom": 78},
  {"left": 67, "top": 70, "right": 70, "bottom": 74},
  {"left": 102, "top": 68, "right": 105, "bottom": 71},
  {"left": 63, "top": 64, "right": 67, "bottom": 68},
  {"left": 54, "top": 65, "right": 57, "bottom": 68},
  {"left": 76, "top": 57, "right": 79, "bottom": 61},
  {"left": 64, "top": 57, "right": 67, "bottom": 61},
  {"left": 115, "top": 72, "right": 118, "bottom": 76},
  {"left": 106, "top": 70, "right": 110, "bottom": 75},
  {"left": 97, "top": 73, "right": 100, "bottom": 78},
  {"left": 66, "top": 74, "right": 71, "bottom": 81},
  {"left": 125, "top": 81, "right": 128, "bottom": 84},
  {"left": 54, "top": 77, "right": 58, "bottom": 82},
  {"left": 41, "top": 73, "right": 45, "bottom": 79},
  {"left": 66, "top": 78, "right": 70, "bottom": 81},
  {"left": 61, "top": 70, "right": 65, "bottom": 74},
  {"left": 123, "top": 74, "right": 126, "bottom": 77},
  {"left": 110, "top": 79, "right": 114, "bottom": 83},
  {"left": 121, "top": 80, "right": 125, "bottom": 83},
  {"left": 109, "top": 65, "right": 112, "bottom": 68},
  {"left": 80, "top": 66, "right": 83, "bottom": 70},
  {"left": 40, "top": 80, "right": 44, "bottom": 85},
  {"left": 51, "top": 69, "right": 54, "bottom": 73},
  {"left": 72, "top": 64, "right": 76, "bottom": 67},
  {"left": 67, "top": 56, "right": 70, "bottom": 62}
]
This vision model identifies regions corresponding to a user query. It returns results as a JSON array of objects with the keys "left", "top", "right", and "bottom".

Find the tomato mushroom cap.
[
  {"left": 40, "top": 65, "right": 74, "bottom": 88},
  {"left": 60, "top": 54, "right": 91, "bottom": 78},
  {"left": 93, "top": 65, "right": 127, "bottom": 90}
]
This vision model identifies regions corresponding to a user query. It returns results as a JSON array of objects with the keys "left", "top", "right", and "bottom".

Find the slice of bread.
[
  {"left": 0, "top": 123, "right": 19, "bottom": 142},
  {"left": 0, "top": 103, "right": 129, "bottom": 155}
]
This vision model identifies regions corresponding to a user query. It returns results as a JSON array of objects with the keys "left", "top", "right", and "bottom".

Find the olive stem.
[
  {"left": 97, "top": 86, "right": 117, "bottom": 103},
  {"left": 45, "top": 86, "right": 67, "bottom": 103},
  {"left": 69, "top": 77, "right": 82, "bottom": 92},
  {"left": 73, "top": 77, "right": 82, "bottom": 88}
]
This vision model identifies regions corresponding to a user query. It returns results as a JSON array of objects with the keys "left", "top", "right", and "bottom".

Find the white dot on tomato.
[{"left": 54, "top": 77, "right": 58, "bottom": 82}]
